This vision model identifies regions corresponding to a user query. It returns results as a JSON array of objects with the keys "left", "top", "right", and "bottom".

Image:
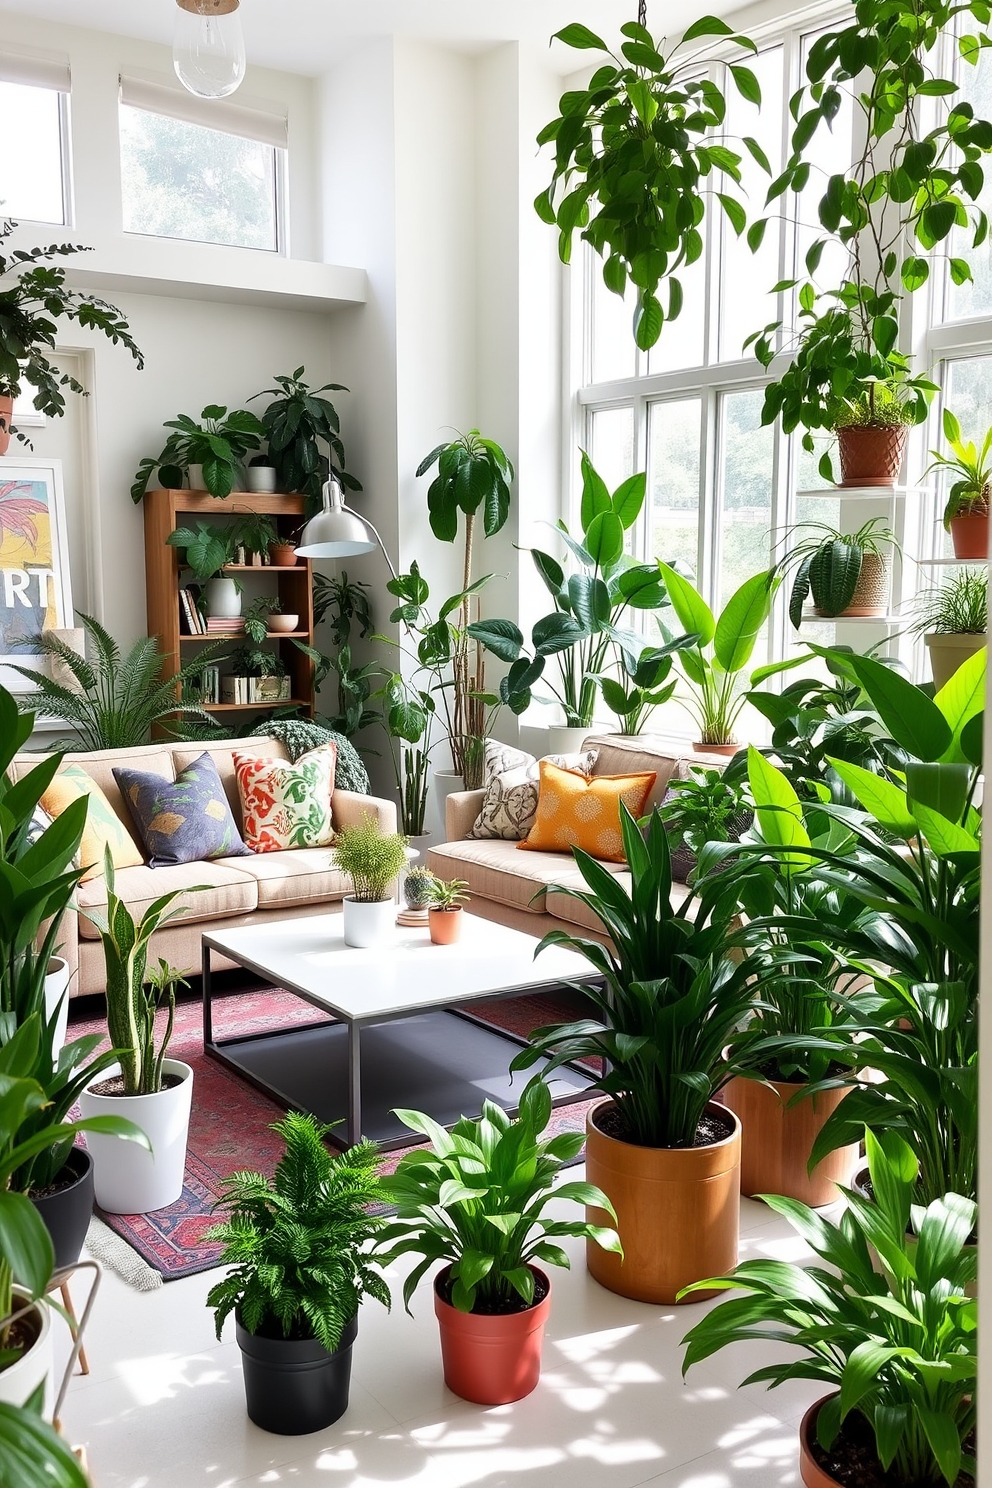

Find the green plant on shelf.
[
  {"left": 251, "top": 368, "right": 362, "bottom": 515},
  {"left": 242, "top": 596, "right": 283, "bottom": 644},
  {"left": 911, "top": 569, "right": 988, "bottom": 636},
  {"left": 925, "top": 408, "right": 992, "bottom": 529},
  {"left": 231, "top": 511, "right": 279, "bottom": 561},
  {"left": 229, "top": 644, "right": 287, "bottom": 679},
  {"left": 131, "top": 404, "right": 267, "bottom": 502},
  {"left": 777, "top": 517, "right": 898, "bottom": 628},
  {"left": 167, "top": 521, "right": 239, "bottom": 584}
]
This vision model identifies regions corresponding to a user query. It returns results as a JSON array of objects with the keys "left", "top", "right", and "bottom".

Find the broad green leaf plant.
[
  {"left": 131, "top": 404, "right": 266, "bottom": 502},
  {"left": 681, "top": 1130, "right": 977, "bottom": 1488},
  {"left": 377, "top": 1078, "right": 621, "bottom": 1313},
  {"left": 924, "top": 407, "right": 992, "bottom": 526},
  {"left": 538, "top": 16, "right": 765, "bottom": 349},
  {"left": 251, "top": 367, "right": 362, "bottom": 516}
]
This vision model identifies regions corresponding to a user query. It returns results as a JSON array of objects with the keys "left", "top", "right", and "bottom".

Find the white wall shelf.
[
  {"left": 917, "top": 556, "right": 988, "bottom": 566},
  {"left": 800, "top": 611, "right": 903, "bottom": 624},
  {"left": 797, "top": 485, "right": 930, "bottom": 501}
]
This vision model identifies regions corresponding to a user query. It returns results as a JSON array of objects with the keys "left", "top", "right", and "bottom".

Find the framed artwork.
[{"left": 0, "top": 457, "right": 72, "bottom": 692}]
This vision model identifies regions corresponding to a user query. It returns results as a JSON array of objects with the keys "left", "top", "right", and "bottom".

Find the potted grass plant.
[
  {"left": 425, "top": 875, "right": 469, "bottom": 945},
  {"left": 332, "top": 814, "right": 409, "bottom": 948},
  {"left": 925, "top": 408, "right": 991, "bottom": 559},
  {"left": 779, "top": 518, "right": 897, "bottom": 627},
  {"left": 511, "top": 804, "right": 769, "bottom": 1305},
  {"left": 377, "top": 1079, "right": 620, "bottom": 1405},
  {"left": 912, "top": 569, "right": 987, "bottom": 691},
  {"left": 206, "top": 1111, "right": 389, "bottom": 1435},
  {"left": 79, "top": 860, "right": 199, "bottom": 1213},
  {"left": 680, "top": 1130, "right": 976, "bottom": 1488}
]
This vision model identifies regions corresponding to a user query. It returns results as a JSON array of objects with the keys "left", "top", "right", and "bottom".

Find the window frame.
[{"left": 0, "top": 80, "right": 73, "bottom": 228}]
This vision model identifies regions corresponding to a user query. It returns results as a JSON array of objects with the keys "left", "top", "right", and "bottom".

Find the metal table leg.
[
  {"left": 347, "top": 1022, "right": 362, "bottom": 1144},
  {"left": 202, "top": 941, "right": 213, "bottom": 1046}
]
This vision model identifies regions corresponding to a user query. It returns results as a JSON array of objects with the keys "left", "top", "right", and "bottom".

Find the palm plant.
[
  {"left": 206, "top": 1111, "right": 390, "bottom": 1350},
  {"left": 10, "top": 613, "right": 222, "bottom": 749}
]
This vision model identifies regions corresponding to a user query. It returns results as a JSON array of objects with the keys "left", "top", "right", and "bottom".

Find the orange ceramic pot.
[
  {"left": 836, "top": 424, "right": 907, "bottom": 486},
  {"left": 692, "top": 741, "right": 739, "bottom": 757},
  {"left": 0, "top": 394, "right": 12, "bottom": 456},
  {"left": 429, "top": 908, "right": 462, "bottom": 945},
  {"left": 722, "top": 1075, "right": 858, "bottom": 1207},
  {"left": 949, "top": 510, "right": 989, "bottom": 559},
  {"left": 269, "top": 542, "right": 298, "bottom": 567},
  {"left": 433, "top": 1266, "right": 551, "bottom": 1404},
  {"left": 584, "top": 1101, "right": 741, "bottom": 1304},
  {"left": 799, "top": 1396, "right": 843, "bottom": 1488}
]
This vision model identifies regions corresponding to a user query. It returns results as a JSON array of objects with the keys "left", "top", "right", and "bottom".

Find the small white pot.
[
  {"left": 547, "top": 726, "right": 591, "bottom": 754},
  {"left": 245, "top": 465, "right": 278, "bottom": 493},
  {"left": 342, "top": 897, "right": 395, "bottom": 949},
  {"left": 78, "top": 1059, "right": 193, "bottom": 1214},
  {"left": 0, "top": 1292, "right": 53, "bottom": 1419},
  {"left": 206, "top": 575, "right": 242, "bottom": 620},
  {"left": 187, "top": 463, "right": 205, "bottom": 490},
  {"left": 43, "top": 957, "right": 71, "bottom": 1057}
]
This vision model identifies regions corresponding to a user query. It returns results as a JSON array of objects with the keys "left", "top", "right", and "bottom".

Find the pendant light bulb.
[{"left": 174, "top": 0, "right": 246, "bottom": 100}]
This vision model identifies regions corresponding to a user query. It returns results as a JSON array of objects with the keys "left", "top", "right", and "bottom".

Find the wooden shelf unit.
[{"left": 143, "top": 488, "right": 316, "bottom": 729}]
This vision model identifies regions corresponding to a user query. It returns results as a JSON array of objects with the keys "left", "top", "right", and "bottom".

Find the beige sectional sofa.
[
  {"left": 11, "top": 735, "right": 396, "bottom": 998},
  {"left": 427, "top": 734, "right": 731, "bottom": 941}
]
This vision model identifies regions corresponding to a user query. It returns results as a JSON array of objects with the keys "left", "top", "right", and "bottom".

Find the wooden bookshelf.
[{"left": 143, "top": 487, "right": 316, "bottom": 733}]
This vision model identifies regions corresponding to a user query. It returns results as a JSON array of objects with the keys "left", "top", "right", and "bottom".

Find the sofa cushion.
[
  {"left": 76, "top": 860, "right": 258, "bottom": 939},
  {"left": 546, "top": 874, "right": 691, "bottom": 934},
  {"left": 467, "top": 739, "right": 598, "bottom": 841},
  {"left": 585, "top": 737, "right": 683, "bottom": 813},
  {"left": 218, "top": 849, "right": 351, "bottom": 909},
  {"left": 427, "top": 837, "right": 627, "bottom": 914},
  {"left": 234, "top": 744, "right": 337, "bottom": 852},
  {"left": 519, "top": 762, "right": 656, "bottom": 863},
  {"left": 41, "top": 764, "right": 145, "bottom": 882},
  {"left": 171, "top": 738, "right": 288, "bottom": 830},
  {"left": 114, "top": 752, "right": 249, "bottom": 868}
]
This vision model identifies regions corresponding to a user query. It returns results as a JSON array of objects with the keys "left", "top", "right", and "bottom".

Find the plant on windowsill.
[
  {"left": 778, "top": 517, "right": 898, "bottom": 627},
  {"left": 206, "top": 1111, "right": 390, "bottom": 1435},
  {"left": 0, "top": 218, "right": 144, "bottom": 456},
  {"left": 924, "top": 408, "right": 992, "bottom": 559},
  {"left": 251, "top": 368, "right": 362, "bottom": 516},
  {"left": 912, "top": 568, "right": 988, "bottom": 690},
  {"left": 332, "top": 813, "right": 409, "bottom": 948},
  {"left": 680, "top": 1130, "right": 977, "bottom": 1488},
  {"left": 131, "top": 404, "right": 267, "bottom": 502},
  {"left": 537, "top": 16, "right": 762, "bottom": 351},
  {"left": 376, "top": 1078, "right": 620, "bottom": 1405},
  {"left": 425, "top": 875, "right": 469, "bottom": 945}
]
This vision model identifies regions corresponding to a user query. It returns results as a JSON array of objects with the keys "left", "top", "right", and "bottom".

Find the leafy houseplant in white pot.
[
  {"left": 332, "top": 815, "right": 408, "bottom": 948},
  {"left": 79, "top": 855, "right": 199, "bottom": 1213}
]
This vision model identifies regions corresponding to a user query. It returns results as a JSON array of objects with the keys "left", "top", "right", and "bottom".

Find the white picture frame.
[{"left": 0, "top": 456, "right": 72, "bottom": 692}]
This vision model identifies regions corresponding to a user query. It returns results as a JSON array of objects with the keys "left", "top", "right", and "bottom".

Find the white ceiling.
[{"left": 5, "top": 0, "right": 754, "bottom": 74}]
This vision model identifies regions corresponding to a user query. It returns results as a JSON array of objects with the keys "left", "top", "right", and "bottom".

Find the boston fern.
[
  {"left": 206, "top": 1112, "right": 390, "bottom": 1351},
  {"left": 681, "top": 1130, "right": 977, "bottom": 1488},
  {"left": 537, "top": 16, "right": 764, "bottom": 350}
]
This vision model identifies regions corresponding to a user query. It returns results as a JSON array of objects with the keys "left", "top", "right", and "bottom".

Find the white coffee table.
[{"left": 201, "top": 911, "right": 597, "bottom": 1148}]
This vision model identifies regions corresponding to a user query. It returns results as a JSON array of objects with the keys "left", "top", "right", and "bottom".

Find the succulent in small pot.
[
  {"left": 206, "top": 1112, "right": 390, "bottom": 1434},
  {"left": 925, "top": 409, "right": 991, "bottom": 559},
  {"left": 376, "top": 1079, "right": 620, "bottom": 1405},
  {"left": 332, "top": 814, "right": 409, "bottom": 948},
  {"left": 426, "top": 876, "right": 469, "bottom": 944},
  {"left": 779, "top": 518, "right": 898, "bottom": 627},
  {"left": 403, "top": 865, "right": 439, "bottom": 911}
]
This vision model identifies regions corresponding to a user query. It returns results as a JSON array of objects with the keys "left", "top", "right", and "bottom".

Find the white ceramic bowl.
[{"left": 268, "top": 613, "right": 299, "bottom": 632}]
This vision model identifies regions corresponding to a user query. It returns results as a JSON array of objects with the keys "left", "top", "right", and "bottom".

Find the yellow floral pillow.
[
  {"left": 40, "top": 764, "right": 144, "bottom": 882},
  {"left": 517, "top": 761, "right": 656, "bottom": 864}
]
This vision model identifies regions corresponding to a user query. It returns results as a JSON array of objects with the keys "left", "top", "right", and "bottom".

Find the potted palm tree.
[
  {"left": 511, "top": 804, "right": 765, "bottom": 1305},
  {"left": 206, "top": 1112, "right": 390, "bottom": 1434},
  {"left": 332, "top": 814, "right": 409, "bottom": 947},
  {"left": 925, "top": 408, "right": 991, "bottom": 559},
  {"left": 377, "top": 1079, "right": 620, "bottom": 1405}
]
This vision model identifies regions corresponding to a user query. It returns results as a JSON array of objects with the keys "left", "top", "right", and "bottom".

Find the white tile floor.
[{"left": 56, "top": 1182, "right": 830, "bottom": 1488}]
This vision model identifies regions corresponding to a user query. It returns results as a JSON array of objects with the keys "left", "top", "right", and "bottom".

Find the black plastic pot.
[
  {"left": 31, "top": 1147, "right": 94, "bottom": 1271},
  {"left": 236, "top": 1311, "right": 358, "bottom": 1434}
]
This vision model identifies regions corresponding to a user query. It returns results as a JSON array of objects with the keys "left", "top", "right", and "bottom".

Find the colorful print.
[
  {"left": 40, "top": 764, "right": 145, "bottom": 882},
  {"left": 234, "top": 743, "right": 337, "bottom": 852},
  {"left": 0, "top": 463, "right": 72, "bottom": 693},
  {"left": 114, "top": 752, "right": 249, "bottom": 868}
]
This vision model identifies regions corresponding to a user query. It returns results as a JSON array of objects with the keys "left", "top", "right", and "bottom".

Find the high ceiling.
[{"left": 4, "top": 0, "right": 754, "bottom": 74}]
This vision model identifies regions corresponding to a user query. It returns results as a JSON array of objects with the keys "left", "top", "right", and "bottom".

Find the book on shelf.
[
  {"left": 206, "top": 616, "right": 244, "bottom": 633},
  {"left": 185, "top": 584, "right": 207, "bottom": 634}
]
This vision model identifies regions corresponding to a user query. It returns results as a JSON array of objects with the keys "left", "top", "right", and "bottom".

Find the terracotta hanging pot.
[
  {"left": 0, "top": 394, "right": 13, "bottom": 456},
  {"left": 949, "top": 508, "right": 989, "bottom": 559},
  {"left": 433, "top": 1266, "right": 551, "bottom": 1405},
  {"left": 584, "top": 1100, "right": 741, "bottom": 1305},
  {"left": 722, "top": 1075, "right": 859, "bottom": 1207},
  {"left": 835, "top": 424, "right": 907, "bottom": 487}
]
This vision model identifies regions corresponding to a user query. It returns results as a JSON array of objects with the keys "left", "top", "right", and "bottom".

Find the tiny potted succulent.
[
  {"left": 246, "top": 453, "right": 278, "bottom": 494},
  {"left": 131, "top": 405, "right": 267, "bottom": 502},
  {"left": 377, "top": 1079, "right": 620, "bottom": 1406},
  {"left": 426, "top": 875, "right": 469, "bottom": 945},
  {"left": 332, "top": 814, "right": 409, "bottom": 947},
  {"left": 780, "top": 518, "right": 898, "bottom": 627},
  {"left": 912, "top": 569, "right": 988, "bottom": 690},
  {"left": 79, "top": 859, "right": 198, "bottom": 1214},
  {"left": 924, "top": 408, "right": 991, "bottom": 559},
  {"left": 403, "top": 865, "right": 439, "bottom": 912},
  {"left": 206, "top": 1112, "right": 390, "bottom": 1435}
]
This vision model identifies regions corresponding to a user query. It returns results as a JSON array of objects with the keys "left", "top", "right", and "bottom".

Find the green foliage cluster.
[
  {"left": 332, "top": 813, "right": 408, "bottom": 903},
  {"left": 913, "top": 569, "right": 988, "bottom": 634},
  {"left": 925, "top": 408, "right": 992, "bottom": 523},
  {"left": 658, "top": 765, "right": 751, "bottom": 859},
  {"left": 251, "top": 368, "right": 361, "bottom": 514},
  {"left": 131, "top": 404, "right": 266, "bottom": 502},
  {"left": 312, "top": 571, "right": 380, "bottom": 741}
]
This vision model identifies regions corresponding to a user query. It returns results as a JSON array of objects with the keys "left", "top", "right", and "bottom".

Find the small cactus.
[{"left": 404, "top": 866, "right": 439, "bottom": 909}]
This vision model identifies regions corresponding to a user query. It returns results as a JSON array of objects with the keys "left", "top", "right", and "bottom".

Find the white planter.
[
  {"left": 187, "top": 463, "right": 205, "bottom": 490},
  {"left": 246, "top": 465, "right": 277, "bottom": 493},
  {"left": 79, "top": 1059, "right": 193, "bottom": 1214},
  {"left": 43, "top": 957, "right": 71, "bottom": 1057},
  {"left": 342, "top": 897, "right": 395, "bottom": 949},
  {"left": 205, "top": 575, "right": 242, "bottom": 620},
  {"left": 547, "top": 726, "right": 592, "bottom": 754},
  {"left": 0, "top": 1292, "right": 53, "bottom": 1419}
]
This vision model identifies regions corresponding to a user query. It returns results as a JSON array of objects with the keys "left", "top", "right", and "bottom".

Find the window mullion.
[{"left": 700, "top": 387, "right": 720, "bottom": 607}]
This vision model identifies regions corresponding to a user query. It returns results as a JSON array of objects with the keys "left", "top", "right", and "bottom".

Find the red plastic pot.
[{"left": 433, "top": 1266, "right": 551, "bottom": 1405}]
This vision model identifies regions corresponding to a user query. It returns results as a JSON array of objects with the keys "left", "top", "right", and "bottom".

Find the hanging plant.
[{"left": 536, "top": 10, "right": 765, "bottom": 350}]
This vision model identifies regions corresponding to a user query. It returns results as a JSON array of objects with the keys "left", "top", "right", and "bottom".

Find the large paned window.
[{"left": 0, "top": 57, "right": 71, "bottom": 225}]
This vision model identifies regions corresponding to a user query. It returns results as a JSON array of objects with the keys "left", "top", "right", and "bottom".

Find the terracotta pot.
[
  {"left": 925, "top": 633, "right": 987, "bottom": 692},
  {"left": 835, "top": 424, "right": 907, "bottom": 487},
  {"left": 584, "top": 1101, "right": 741, "bottom": 1304},
  {"left": 269, "top": 542, "right": 297, "bottom": 567},
  {"left": 949, "top": 510, "right": 989, "bottom": 559},
  {"left": 0, "top": 393, "right": 12, "bottom": 456},
  {"left": 434, "top": 1266, "right": 551, "bottom": 1405},
  {"left": 799, "top": 1396, "right": 842, "bottom": 1488},
  {"left": 428, "top": 907, "right": 462, "bottom": 945},
  {"left": 722, "top": 1075, "right": 859, "bottom": 1206},
  {"left": 693, "top": 741, "right": 739, "bottom": 757}
]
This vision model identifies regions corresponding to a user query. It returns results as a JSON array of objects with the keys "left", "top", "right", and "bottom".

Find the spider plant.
[
  {"left": 911, "top": 570, "right": 987, "bottom": 635},
  {"left": 10, "top": 613, "right": 222, "bottom": 749}
]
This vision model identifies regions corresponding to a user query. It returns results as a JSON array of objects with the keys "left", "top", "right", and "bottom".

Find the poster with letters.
[{"left": 0, "top": 458, "right": 72, "bottom": 692}]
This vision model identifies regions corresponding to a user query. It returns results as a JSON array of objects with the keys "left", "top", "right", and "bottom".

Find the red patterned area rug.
[{"left": 69, "top": 986, "right": 599, "bottom": 1281}]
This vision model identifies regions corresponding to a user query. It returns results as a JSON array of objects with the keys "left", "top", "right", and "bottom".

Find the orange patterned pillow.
[{"left": 517, "top": 761, "right": 656, "bottom": 863}]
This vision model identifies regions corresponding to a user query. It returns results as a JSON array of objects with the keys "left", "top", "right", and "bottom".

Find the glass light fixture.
[{"left": 174, "top": 0, "right": 247, "bottom": 100}]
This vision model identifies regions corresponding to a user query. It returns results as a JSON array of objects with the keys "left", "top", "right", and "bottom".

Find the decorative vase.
[
  {"left": 546, "top": 726, "right": 591, "bottom": 755},
  {"left": 0, "top": 1290, "right": 53, "bottom": 1418},
  {"left": 31, "top": 1147, "right": 94, "bottom": 1271},
  {"left": 187, "top": 463, "right": 205, "bottom": 490},
  {"left": 236, "top": 1311, "right": 357, "bottom": 1434},
  {"left": 835, "top": 425, "right": 907, "bottom": 487},
  {"left": 269, "top": 542, "right": 298, "bottom": 567},
  {"left": 341, "top": 897, "right": 395, "bottom": 949},
  {"left": 949, "top": 509, "right": 989, "bottom": 559},
  {"left": 583, "top": 1100, "right": 741, "bottom": 1304},
  {"left": 433, "top": 1266, "right": 551, "bottom": 1405},
  {"left": 78, "top": 1059, "right": 193, "bottom": 1214},
  {"left": 43, "top": 956, "right": 72, "bottom": 1057},
  {"left": 205, "top": 575, "right": 242, "bottom": 620},
  {"left": 245, "top": 465, "right": 278, "bottom": 493},
  {"left": 0, "top": 393, "right": 13, "bottom": 456},
  {"left": 722, "top": 1075, "right": 859, "bottom": 1206},
  {"left": 925, "top": 633, "right": 987, "bottom": 691},
  {"left": 428, "top": 907, "right": 463, "bottom": 945}
]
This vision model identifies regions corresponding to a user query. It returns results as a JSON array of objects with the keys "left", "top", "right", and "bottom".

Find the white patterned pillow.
[{"left": 467, "top": 739, "right": 598, "bottom": 840}]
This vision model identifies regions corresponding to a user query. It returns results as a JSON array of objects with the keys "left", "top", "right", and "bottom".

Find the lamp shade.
[{"left": 295, "top": 481, "right": 377, "bottom": 559}]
